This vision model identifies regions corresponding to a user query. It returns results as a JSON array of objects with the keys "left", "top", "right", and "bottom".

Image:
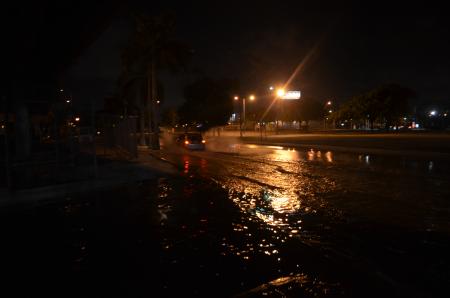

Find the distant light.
[
  {"left": 249, "top": 95, "right": 255, "bottom": 101},
  {"left": 329, "top": 110, "right": 333, "bottom": 113},
  {"left": 429, "top": 110, "right": 437, "bottom": 116},
  {"left": 97, "top": 131, "right": 101, "bottom": 135},
  {"left": 66, "top": 100, "right": 70, "bottom": 103},
  {"left": 403, "top": 117, "right": 407, "bottom": 120},
  {"left": 269, "top": 86, "right": 274, "bottom": 90},
  {"left": 75, "top": 117, "right": 80, "bottom": 122},
  {"left": 202, "top": 140, "right": 206, "bottom": 144},
  {"left": 156, "top": 100, "right": 160, "bottom": 104},
  {"left": 234, "top": 96, "right": 239, "bottom": 100},
  {"left": 60, "top": 89, "right": 64, "bottom": 92},
  {"left": 184, "top": 140, "right": 189, "bottom": 145},
  {"left": 276, "top": 89, "right": 285, "bottom": 97},
  {"left": 415, "top": 124, "right": 419, "bottom": 128},
  {"left": 340, "top": 123, "right": 344, "bottom": 126},
  {"left": 327, "top": 101, "right": 332, "bottom": 105},
  {"left": 1, "top": 125, "right": 4, "bottom": 129},
  {"left": 444, "top": 113, "right": 448, "bottom": 117}
]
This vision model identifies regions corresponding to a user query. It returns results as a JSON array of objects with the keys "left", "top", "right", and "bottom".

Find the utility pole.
[
  {"left": 243, "top": 97, "right": 246, "bottom": 133},
  {"left": 151, "top": 58, "right": 160, "bottom": 150},
  {"left": 91, "top": 101, "right": 98, "bottom": 178},
  {"left": 2, "top": 96, "right": 12, "bottom": 188},
  {"left": 148, "top": 52, "right": 160, "bottom": 149}
]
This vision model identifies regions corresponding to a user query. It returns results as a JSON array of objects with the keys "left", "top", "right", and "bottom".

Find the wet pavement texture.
[{"left": 1, "top": 143, "right": 450, "bottom": 297}]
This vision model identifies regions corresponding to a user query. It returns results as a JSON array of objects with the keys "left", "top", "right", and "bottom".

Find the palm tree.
[{"left": 120, "top": 12, "right": 191, "bottom": 149}]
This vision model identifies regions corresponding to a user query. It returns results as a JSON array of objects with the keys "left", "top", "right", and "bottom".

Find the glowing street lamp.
[
  {"left": 233, "top": 94, "right": 256, "bottom": 137},
  {"left": 276, "top": 89, "right": 285, "bottom": 98}
]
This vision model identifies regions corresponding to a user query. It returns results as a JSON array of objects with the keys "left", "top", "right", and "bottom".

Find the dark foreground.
[{"left": 1, "top": 143, "right": 450, "bottom": 297}]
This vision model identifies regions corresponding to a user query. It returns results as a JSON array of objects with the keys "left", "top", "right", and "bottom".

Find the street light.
[
  {"left": 276, "top": 89, "right": 285, "bottom": 98},
  {"left": 323, "top": 100, "right": 334, "bottom": 129},
  {"left": 234, "top": 94, "right": 255, "bottom": 137},
  {"left": 272, "top": 89, "right": 286, "bottom": 134}
]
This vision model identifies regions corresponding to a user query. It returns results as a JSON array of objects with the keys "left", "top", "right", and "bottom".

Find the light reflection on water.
[
  {"left": 270, "top": 195, "right": 301, "bottom": 213},
  {"left": 220, "top": 146, "right": 337, "bottom": 266},
  {"left": 158, "top": 144, "right": 450, "bottom": 295},
  {"left": 183, "top": 143, "right": 450, "bottom": 288},
  {"left": 325, "top": 151, "right": 333, "bottom": 163}
]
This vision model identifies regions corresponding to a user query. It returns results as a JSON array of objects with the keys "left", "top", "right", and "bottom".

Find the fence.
[
  {"left": 100, "top": 115, "right": 138, "bottom": 159},
  {"left": 1, "top": 111, "right": 138, "bottom": 190}
]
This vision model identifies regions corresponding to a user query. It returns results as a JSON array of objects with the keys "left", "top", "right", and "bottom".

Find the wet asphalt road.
[{"left": 1, "top": 141, "right": 450, "bottom": 297}]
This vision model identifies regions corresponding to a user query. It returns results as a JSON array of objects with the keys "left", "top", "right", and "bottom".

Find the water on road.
[{"left": 1, "top": 141, "right": 449, "bottom": 297}]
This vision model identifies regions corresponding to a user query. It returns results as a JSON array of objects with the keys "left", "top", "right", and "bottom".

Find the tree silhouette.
[
  {"left": 120, "top": 12, "right": 191, "bottom": 148},
  {"left": 178, "top": 77, "right": 238, "bottom": 131},
  {"left": 335, "top": 84, "right": 415, "bottom": 129}
]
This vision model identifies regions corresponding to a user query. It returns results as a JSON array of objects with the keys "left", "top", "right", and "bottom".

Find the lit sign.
[{"left": 281, "top": 91, "right": 301, "bottom": 100}]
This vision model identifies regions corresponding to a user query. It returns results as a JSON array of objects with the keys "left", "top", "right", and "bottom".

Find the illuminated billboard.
[{"left": 281, "top": 91, "right": 301, "bottom": 100}]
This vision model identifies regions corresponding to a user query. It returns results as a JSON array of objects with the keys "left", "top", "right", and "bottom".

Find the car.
[{"left": 176, "top": 133, "right": 206, "bottom": 150}]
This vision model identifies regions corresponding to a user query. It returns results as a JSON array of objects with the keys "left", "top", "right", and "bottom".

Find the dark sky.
[{"left": 63, "top": 1, "right": 450, "bottom": 110}]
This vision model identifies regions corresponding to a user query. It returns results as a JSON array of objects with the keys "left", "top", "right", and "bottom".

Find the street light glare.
[{"left": 276, "top": 89, "right": 285, "bottom": 97}]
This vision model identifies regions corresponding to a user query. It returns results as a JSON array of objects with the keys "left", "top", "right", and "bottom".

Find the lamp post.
[
  {"left": 234, "top": 95, "right": 255, "bottom": 137},
  {"left": 275, "top": 89, "right": 285, "bottom": 134},
  {"left": 324, "top": 100, "right": 333, "bottom": 129}
]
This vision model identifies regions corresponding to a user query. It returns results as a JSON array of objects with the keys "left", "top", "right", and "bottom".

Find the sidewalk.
[{"left": 0, "top": 147, "right": 178, "bottom": 208}]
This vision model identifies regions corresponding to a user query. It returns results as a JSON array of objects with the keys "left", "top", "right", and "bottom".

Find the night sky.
[{"left": 60, "top": 1, "right": 450, "bottom": 110}]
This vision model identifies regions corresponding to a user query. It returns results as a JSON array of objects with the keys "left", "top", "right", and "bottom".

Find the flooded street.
[{"left": 2, "top": 142, "right": 450, "bottom": 297}]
